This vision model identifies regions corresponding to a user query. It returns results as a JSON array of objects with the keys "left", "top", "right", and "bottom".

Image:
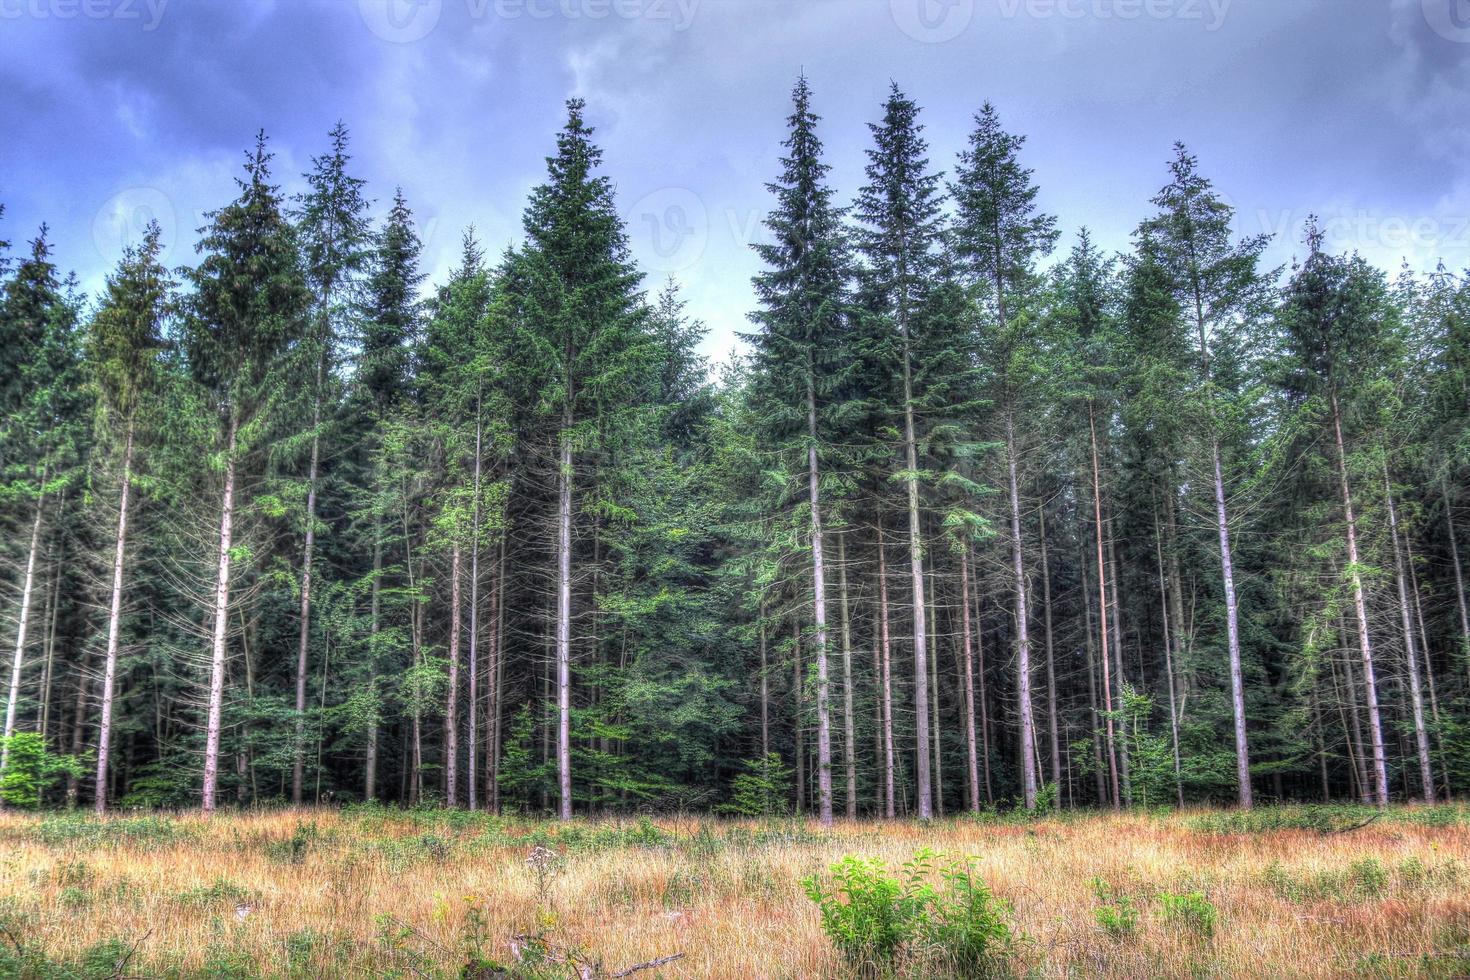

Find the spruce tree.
[
  {"left": 86, "top": 221, "right": 173, "bottom": 811},
  {"left": 181, "top": 134, "right": 311, "bottom": 812}
]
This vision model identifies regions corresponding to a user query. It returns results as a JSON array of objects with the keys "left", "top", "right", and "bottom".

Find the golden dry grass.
[{"left": 1, "top": 805, "right": 1468, "bottom": 978}]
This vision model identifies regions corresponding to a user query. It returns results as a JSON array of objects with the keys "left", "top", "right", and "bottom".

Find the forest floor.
[{"left": 1, "top": 804, "right": 1468, "bottom": 978}]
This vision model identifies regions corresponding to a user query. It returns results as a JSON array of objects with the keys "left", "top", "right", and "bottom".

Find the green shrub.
[
  {"left": 1092, "top": 879, "right": 1138, "bottom": 938},
  {"left": 1158, "top": 890, "right": 1217, "bottom": 938},
  {"left": 0, "top": 733, "right": 83, "bottom": 808},
  {"left": 805, "top": 855, "right": 915, "bottom": 968},
  {"left": 718, "top": 753, "right": 793, "bottom": 817},
  {"left": 804, "top": 850, "right": 1021, "bottom": 976}
]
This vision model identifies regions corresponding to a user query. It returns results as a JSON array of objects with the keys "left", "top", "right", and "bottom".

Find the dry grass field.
[{"left": 1, "top": 804, "right": 1468, "bottom": 978}]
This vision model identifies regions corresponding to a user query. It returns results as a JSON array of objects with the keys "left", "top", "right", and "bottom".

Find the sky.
[{"left": 2, "top": 0, "right": 1468, "bottom": 365}]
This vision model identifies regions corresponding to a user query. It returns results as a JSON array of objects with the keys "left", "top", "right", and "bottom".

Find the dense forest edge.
[{"left": 3, "top": 75, "right": 1470, "bottom": 823}]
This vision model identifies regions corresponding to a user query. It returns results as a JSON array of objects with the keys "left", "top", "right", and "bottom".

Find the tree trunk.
[
  {"left": 1037, "top": 501, "right": 1062, "bottom": 797},
  {"left": 445, "top": 541, "right": 462, "bottom": 806},
  {"left": 556, "top": 429, "right": 574, "bottom": 821},
  {"left": 1003, "top": 413, "right": 1038, "bottom": 810},
  {"left": 291, "top": 362, "right": 325, "bottom": 805},
  {"left": 364, "top": 510, "right": 382, "bottom": 802},
  {"left": 3, "top": 470, "right": 48, "bottom": 782},
  {"left": 897, "top": 337, "right": 930, "bottom": 821},
  {"left": 1081, "top": 556, "right": 1107, "bottom": 806},
  {"left": 793, "top": 623, "right": 804, "bottom": 815},
  {"left": 971, "top": 577, "right": 994, "bottom": 805},
  {"left": 1384, "top": 469, "right": 1434, "bottom": 802},
  {"left": 1332, "top": 394, "right": 1388, "bottom": 806},
  {"left": 95, "top": 428, "right": 135, "bottom": 812},
  {"left": 1442, "top": 478, "right": 1470, "bottom": 679},
  {"left": 1210, "top": 433, "right": 1252, "bottom": 809},
  {"left": 202, "top": 421, "right": 238, "bottom": 813},
  {"left": 467, "top": 409, "right": 483, "bottom": 810},
  {"left": 1087, "top": 412, "right": 1120, "bottom": 807},
  {"left": 877, "top": 534, "right": 897, "bottom": 818},
  {"left": 1154, "top": 502, "right": 1184, "bottom": 807},
  {"left": 837, "top": 532, "right": 857, "bottom": 819},
  {"left": 959, "top": 546, "right": 981, "bottom": 813},
  {"left": 804, "top": 371, "right": 834, "bottom": 827},
  {"left": 759, "top": 602, "right": 769, "bottom": 759}
]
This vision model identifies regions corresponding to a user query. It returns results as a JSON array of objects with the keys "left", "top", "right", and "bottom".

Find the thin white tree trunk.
[
  {"left": 1088, "top": 411, "right": 1120, "bottom": 808},
  {"left": 202, "top": 421, "right": 238, "bottom": 813},
  {"left": 556, "top": 430, "right": 573, "bottom": 821},
  {"left": 1, "top": 476, "right": 47, "bottom": 773},
  {"left": 877, "top": 534, "right": 896, "bottom": 818},
  {"left": 94, "top": 428, "right": 135, "bottom": 812},
  {"left": 1005, "top": 413, "right": 1037, "bottom": 809},
  {"left": 1154, "top": 505, "right": 1184, "bottom": 806},
  {"left": 899, "top": 331, "right": 930, "bottom": 821},
  {"left": 364, "top": 510, "right": 382, "bottom": 801},
  {"left": 1385, "top": 469, "right": 1434, "bottom": 802},
  {"left": 467, "top": 409, "right": 483, "bottom": 811},
  {"left": 445, "top": 541, "right": 462, "bottom": 806},
  {"left": 1332, "top": 395, "right": 1388, "bottom": 806},
  {"left": 291, "top": 374, "right": 323, "bottom": 805},
  {"left": 837, "top": 532, "right": 857, "bottom": 819},
  {"left": 959, "top": 546, "right": 980, "bottom": 813},
  {"left": 1038, "top": 502, "right": 1062, "bottom": 796},
  {"left": 804, "top": 372, "right": 833, "bottom": 827},
  {"left": 1211, "top": 434, "right": 1252, "bottom": 809},
  {"left": 1442, "top": 478, "right": 1470, "bottom": 681}
]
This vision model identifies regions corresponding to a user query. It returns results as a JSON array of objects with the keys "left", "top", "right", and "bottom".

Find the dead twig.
[{"left": 610, "top": 952, "right": 685, "bottom": 977}]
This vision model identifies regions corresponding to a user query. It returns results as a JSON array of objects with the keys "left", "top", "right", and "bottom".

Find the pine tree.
[
  {"left": 1138, "top": 144, "right": 1269, "bottom": 809},
  {"left": 182, "top": 134, "right": 311, "bottom": 812},
  {"left": 950, "top": 102, "right": 1058, "bottom": 810},
  {"left": 288, "top": 122, "right": 371, "bottom": 804},
  {"left": 853, "top": 84, "right": 948, "bottom": 819},
  {"left": 510, "top": 99, "right": 652, "bottom": 820},
  {"left": 744, "top": 76, "right": 852, "bottom": 827},
  {"left": 86, "top": 221, "right": 173, "bottom": 811}
]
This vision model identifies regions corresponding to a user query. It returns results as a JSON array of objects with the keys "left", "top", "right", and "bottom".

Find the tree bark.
[
  {"left": 1003, "top": 413, "right": 1038, "bottom": 809},
  {"left": 556, "top": 429, "right": 574, "bottom": 821},
  {"left": 2, "top": 477, "right": 47, "bottom": 774},
  {"left": 291, "top": 354, "right": 326, "bottom": 805},
  {"left": 445, "top": 541, "right": 462, "bottom": 806},
  {"left": 202, "top": 421, "right": 238, "bottom": 813},
  {"left": 804, "top": 368, "right": 834, "bottom": 827},
  {"left": 1442, "top": 478, "right": 1470, "bottom": 681},
  {"left": 467, "top": 408, "right": 483, "bottom": 810},
  {"left": 1154, "top": 502, "right": 1184, "bottom": 806},
  {"left": 877, "top": 533, "right": 897, "bottom": 818},
  {"left": 1037, "top": 501, "right": 1062, "bottom": 797},
  {"left": 959, "top": 546, "right": 981, "bottom": 813},
  {"left": 95, "top": 428, "right": 135, "bottom": 812},
  {"left": 1087, "top": 412, "right": 1120, "bottom": 807},
  {"left": 1384, "top": 469, "right": 1434, "bottom": 802},
  {"left": 1332, "top": 394, "right": 1388, "bottom": 806},
  {"left": 837, "top": 532, "right": 857, "bottom": 819}
]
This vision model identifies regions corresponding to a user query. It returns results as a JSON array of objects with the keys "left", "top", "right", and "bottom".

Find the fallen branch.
[
  {"left": 610, "top": 952, "right": 685, "bottom": 977},
  {"left": 1324, "top": 813, "right": 1380, "bottom": 835}
]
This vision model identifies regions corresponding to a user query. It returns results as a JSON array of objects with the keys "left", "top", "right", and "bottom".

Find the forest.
[{"left": 3, "top": 76, "right": 1469, "bottom": 825}]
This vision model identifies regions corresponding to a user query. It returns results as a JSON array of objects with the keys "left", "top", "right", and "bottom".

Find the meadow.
[{"left": 1, "top": 805, "right": 1468, "bottom": 978}]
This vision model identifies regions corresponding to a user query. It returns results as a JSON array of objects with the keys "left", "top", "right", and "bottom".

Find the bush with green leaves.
[
  {"left": 1092, "top": 878, "right": 1139, "bottom": 938},
  {"left": 1158, "top": 890, "right": 1217, "bottom": 938},
  {"left": 717, "top": 753, "right": 793, "bottom": 817},
  {"left": 803, "top": 849, "right": 1022, "bottom": 976},
  {"left": 0, "top": 733, "right": 83, "bottom": 808}
]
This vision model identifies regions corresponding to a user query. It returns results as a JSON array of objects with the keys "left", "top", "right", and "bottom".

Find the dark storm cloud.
[{"left": 1, "top": 0, "right": 1466, "bottom": 361}]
